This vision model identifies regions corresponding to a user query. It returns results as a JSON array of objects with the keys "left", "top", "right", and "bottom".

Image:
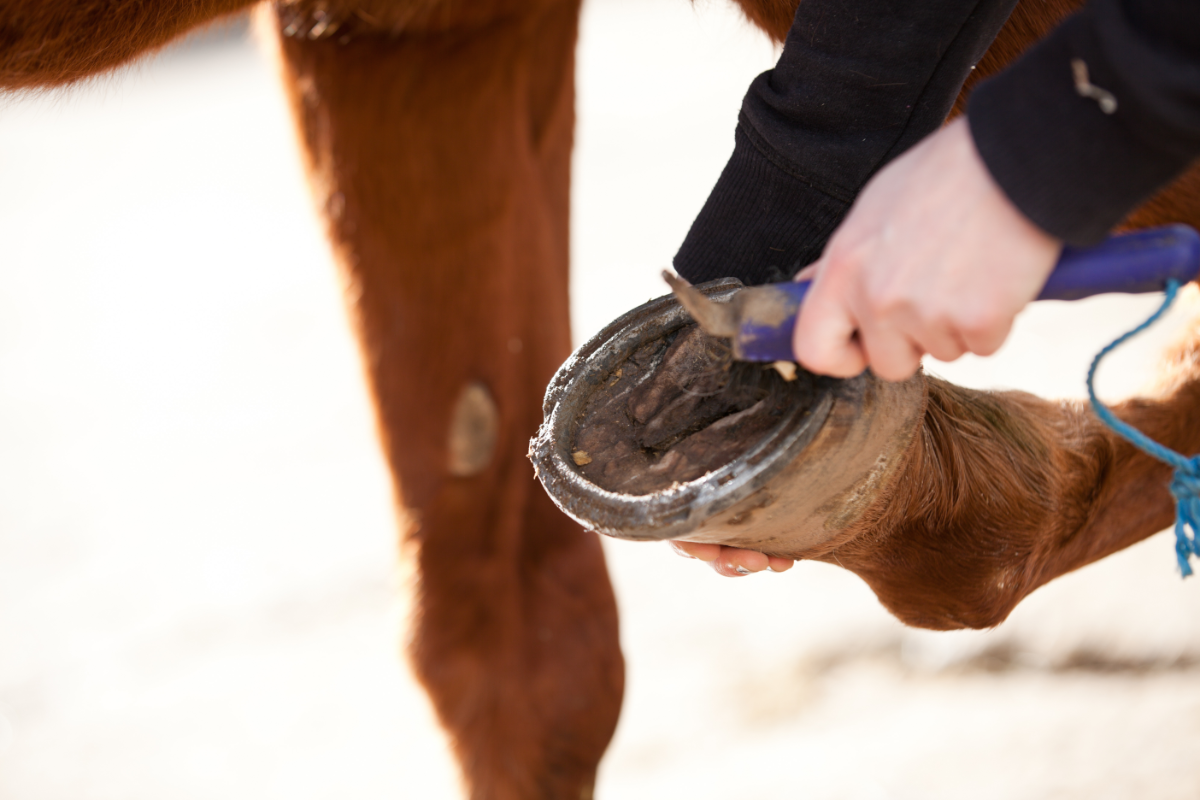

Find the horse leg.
[
  {"left": 814, "top": 327, "right": 1200, "bottom": 630},
  {"left": 270, "top": 2, "right": 623, "bottom": 797}
]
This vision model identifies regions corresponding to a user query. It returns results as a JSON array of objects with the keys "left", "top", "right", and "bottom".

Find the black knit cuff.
[
  {"left": 672, "top": 122, "right": 851, "bottom": 286},
  {"left": 968, "top": 0, "right": 1200, "bottom": 246}
]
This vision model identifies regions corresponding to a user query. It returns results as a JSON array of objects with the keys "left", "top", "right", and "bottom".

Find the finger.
[
  {"left": 710, "top": 547, "right": 770, "bottom": 577},
  {"left": 857, "top": 318, "right": 924, "bottom": 382},
  {"left": 861, "top": 297, "right": 969, "bottom": 365},
  {"left": 908, "top": 320, "right": 969, "bottom": 363},
  {"left": 793, "top": 263, "right": 819, "bottom": 282},
  {"left": 670, "top": 540, "right": 720, "bottom": 562},
  {"left": 958, "top": 313, "right": 1014, "bottom": 357},
  {"left": 918, "top": 334, "right": 968, "bottom": 364},
  {"left": 766, "top": 555, "right": 795, "bottom": 572},
  {"left": 793, "top": 281, "right": 868, "bottom": 378}
]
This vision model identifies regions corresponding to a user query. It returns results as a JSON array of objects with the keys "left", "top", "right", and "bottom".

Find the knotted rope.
[{"left": 1086, "top": 279, "right": 1200, "bottom": 576}]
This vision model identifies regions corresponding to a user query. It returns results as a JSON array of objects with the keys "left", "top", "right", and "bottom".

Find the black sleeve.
[
  {"left": 676, "top": 0, "right": 1200, "bottom": 284},
  {"left": 968, "top": 0, "right": 1200, "bottom": 245},
  {"left": 674, "top": 0, "right": 1020, "bottom": 285}
]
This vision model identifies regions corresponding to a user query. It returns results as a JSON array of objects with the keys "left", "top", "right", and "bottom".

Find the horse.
[{"left": 2, "top": 0, "right": 1197, "bottom": 797}]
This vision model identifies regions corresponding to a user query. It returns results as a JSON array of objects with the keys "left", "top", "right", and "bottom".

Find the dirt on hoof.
[{"left": 571, "top": 324, "right": 816, "bottom": 495}]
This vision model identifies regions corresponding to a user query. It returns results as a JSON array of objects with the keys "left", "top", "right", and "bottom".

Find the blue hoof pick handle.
[
  {"left": 691, "top": 224, "right": 1200, "bottom": 363},
  {"left": 666, "top": 224, "right": 1200, "bottom": 574}
]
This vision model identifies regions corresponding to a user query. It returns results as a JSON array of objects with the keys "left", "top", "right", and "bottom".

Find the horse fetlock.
[{"left": 830, "top": 377, "right": 1111, "bottom": 630}]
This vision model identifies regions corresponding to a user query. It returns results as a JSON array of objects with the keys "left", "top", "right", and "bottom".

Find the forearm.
[{"left": 969, "top": 0, "right": 1200, "bottom": 245}]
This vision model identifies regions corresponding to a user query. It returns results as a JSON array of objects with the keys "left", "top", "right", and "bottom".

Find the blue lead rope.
[{"left": 1085, "top": 279, "right": 1200, "bottom": 576}]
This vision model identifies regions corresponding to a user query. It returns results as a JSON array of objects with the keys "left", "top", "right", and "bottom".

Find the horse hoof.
[{"left": 529, "top": 279, "right": 926, "bottom": 557}]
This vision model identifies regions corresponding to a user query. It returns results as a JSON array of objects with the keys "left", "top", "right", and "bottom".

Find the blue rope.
[{"left": 1085, "top": 279, "right": 1200, "bottom": 577}]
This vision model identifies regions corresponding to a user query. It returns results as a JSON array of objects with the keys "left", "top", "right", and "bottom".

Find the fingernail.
[
  {"left": 734, "top": 565, "right": 750, "bottom": 575},
  {"left": 670, "top": 543, "right": 696, "bottom": 559}
]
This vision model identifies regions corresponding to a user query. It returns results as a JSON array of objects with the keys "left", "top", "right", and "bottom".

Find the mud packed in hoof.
[{"left": 571, "top": 324, "right": 816, "bottom": 495}]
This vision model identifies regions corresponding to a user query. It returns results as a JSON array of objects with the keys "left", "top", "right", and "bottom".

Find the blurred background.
[{"left": 1, "top": 1, "right": 1198, "bottom": 797}]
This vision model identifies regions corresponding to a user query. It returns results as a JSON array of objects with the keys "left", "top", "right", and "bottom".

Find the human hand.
[
  {"left": 793, "top": 117, "right": 1062, "bottom": 381},
  {"left": 669, "top": 540, "right": 794, "bottom": 577}
]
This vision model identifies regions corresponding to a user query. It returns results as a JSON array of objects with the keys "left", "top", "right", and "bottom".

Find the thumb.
[{"left": 793, "top": 263, "right": 819, "bottom": 283}]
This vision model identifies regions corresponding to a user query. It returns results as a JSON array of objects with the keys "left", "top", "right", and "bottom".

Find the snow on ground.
[{"left": 1, "top": 2, "right": 1198, "bottom": 798}]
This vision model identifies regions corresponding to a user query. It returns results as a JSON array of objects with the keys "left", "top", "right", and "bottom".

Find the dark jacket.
[{"left": 674, "top": 0, "right": 1200, "bottom": 286}]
